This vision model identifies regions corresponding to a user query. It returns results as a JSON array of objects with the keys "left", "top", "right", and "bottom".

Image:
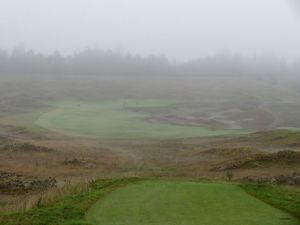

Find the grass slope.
[
  {"left": 86, "top": 180, "right": 299, "bottom": 225},
  {"left": 243, "top": 130, "right": 300, "bottom": 147},
  {"left": 241, "top": 183, "right": 300, "bottom": 220},
  {"left": 35, "top": 100, "right": 245, "bottom": 139},
  {"left": 0, "top": 178, "right": 139, "bottom": 225}
]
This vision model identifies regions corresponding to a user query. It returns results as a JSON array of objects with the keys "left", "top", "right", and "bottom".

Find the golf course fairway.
[
  {"left": 35, "top": 100, "right": 245, "bottom": 139},
  {"left": 86, "top": 181, "right": 299, "bottom": 225}
]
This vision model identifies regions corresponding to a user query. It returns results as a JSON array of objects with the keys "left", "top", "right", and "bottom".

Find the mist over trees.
[{"left": 0, "top": 46, "right": 299, "bottom": 78}]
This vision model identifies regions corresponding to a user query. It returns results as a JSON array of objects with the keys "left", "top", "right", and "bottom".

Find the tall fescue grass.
[{"left": 1, "top": 179, "right": 94, "bottom": 213}]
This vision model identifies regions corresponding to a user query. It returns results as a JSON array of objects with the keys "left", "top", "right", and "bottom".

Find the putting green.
[
  {"left": 35, "top": 100, "right": 245, "bottom": 139},
  {"left": 86, "top": 181, "right": 299, "bottom": 225}
]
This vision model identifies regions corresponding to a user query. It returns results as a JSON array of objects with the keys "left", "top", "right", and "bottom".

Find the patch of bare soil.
[{"left": 0, "top": 171, "right": 56, "bottom": 194}]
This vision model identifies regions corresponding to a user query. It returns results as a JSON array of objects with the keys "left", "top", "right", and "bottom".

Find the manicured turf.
[
  {"left": 86, "top": 181, "right": 299, "bottom": 225},
  {"left": 35, "top": 100, "right": 245, "bottom": 139}
]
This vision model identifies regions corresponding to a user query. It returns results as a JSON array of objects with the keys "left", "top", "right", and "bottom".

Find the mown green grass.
[
  {"left": 241, "top": 183, "right": 300, "bottom": 220},
  {"left": 0, "top": 178, "right": 140, "bottom": 225},
  {"left": 86, "top": 180, "right": 299, "bottom": 225},
  {"left": 35, "top": 100, "right": 246, "bottom": 139},
  {"left": 1, "top": 179, "right": 298, "bottom": 225}
]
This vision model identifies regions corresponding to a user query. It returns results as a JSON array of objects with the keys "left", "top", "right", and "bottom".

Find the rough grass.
[
  {"left": 1, "top": 179, "right": 299, "bottom": 225},
  {"left": 242, "top": 130, "right": 300, "bottom": 146},
  {"left": 1, "top": 181, "right": 90, "bottom": 213},
  {"left": 241, "top": 183, "right": 300, "bottom": 220},
  {"left": 213, "top": 150, "right": 300, "bottom": 171},
  {"left": 86, "top": 180, "right": 299, "bottom": 225},
  {"left": 35, "top": 100, "right": 246, "bottom": 139},
  {"left": 0, "top": 178, "right": 140, "bottom": 225}
]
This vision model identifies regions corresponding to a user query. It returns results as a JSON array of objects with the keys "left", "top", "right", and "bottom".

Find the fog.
[
  {"left": 1, "top": 1, "right": 300, "bottom": 199},
  {"left": 0, "top": 0, "right": 300, "bottom": 61}
]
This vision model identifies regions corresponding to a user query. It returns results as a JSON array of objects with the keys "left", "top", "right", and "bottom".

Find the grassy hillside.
[
  {"left": 241, "top": 183, "right": 300, "bottom": 220},
  {"left": 240, "top": 130, "right": 300, "bottom": 147}
]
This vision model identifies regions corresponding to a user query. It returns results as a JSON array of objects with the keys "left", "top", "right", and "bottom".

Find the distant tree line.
[{"left": 0, "top": 46, "right": 299, "bottom": 78}]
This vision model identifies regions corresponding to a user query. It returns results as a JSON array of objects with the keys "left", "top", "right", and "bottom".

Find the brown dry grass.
[
  {"left": 1, "top": 180, "right": 92, "bottom": 212},
  {"left": 0, "top": 137, "right": 128, "bottom": 179},
  {"left": 1, "top": 130, "right": 300, "bottom": 211}
]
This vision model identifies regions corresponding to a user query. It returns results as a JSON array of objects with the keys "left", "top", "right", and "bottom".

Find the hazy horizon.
[{"left": 0, "top": 0, "right": 300, "bottom": 61}]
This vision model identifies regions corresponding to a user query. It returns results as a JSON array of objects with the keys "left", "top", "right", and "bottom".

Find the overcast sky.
[{"left": 0, "top": 0, "right": 299, "bottom": 60}]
